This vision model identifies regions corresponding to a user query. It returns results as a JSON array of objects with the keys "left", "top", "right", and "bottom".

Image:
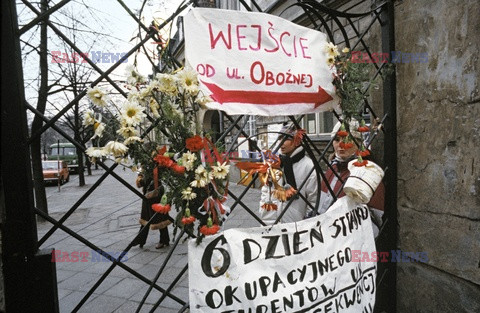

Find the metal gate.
[{"left": 2, "top": 0, "right": 396, "bottom": 312}]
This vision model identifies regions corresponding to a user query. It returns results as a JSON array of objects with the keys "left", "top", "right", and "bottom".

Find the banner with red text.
[
  {"left": 184, "top": 8, "right": 339, "bottom": 116},
  {"left": 188, "top": 197, "right": 377, "bottom": 312}
]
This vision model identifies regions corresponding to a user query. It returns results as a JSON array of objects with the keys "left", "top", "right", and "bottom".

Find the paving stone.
[
  {"left": 58, "top": 291, "right": 90, "bottom": 313},
  {"left": 38, "top": 166, "right": 262, "bottom": 311},
  {"left": 56, "top": 269, "right": 79, "bottom": 283},
  {"left": 114, "top": 301, "right": 155, "bottom": 313},
  {"left": 103, "top": 277, "right": 146, "bottom": 298},
  {"left": 58, "top": 272, "right": 100, "bottom": 292},
  {"left": 77, "top": 294, "right": 125, "bottom": 313}
]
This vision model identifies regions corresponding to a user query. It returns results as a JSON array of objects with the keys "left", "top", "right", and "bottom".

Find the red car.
[{"left": 42, "top": 160, "right": 70, "bottom": 185}]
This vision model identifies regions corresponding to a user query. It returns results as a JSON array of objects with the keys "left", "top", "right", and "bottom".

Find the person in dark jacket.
[{"left": 132, "top": 172, "right": 171, "bottom": 249}]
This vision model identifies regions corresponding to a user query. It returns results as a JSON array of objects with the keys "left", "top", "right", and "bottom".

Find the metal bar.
[
  {"left": 34, "top": 208, "right": 186, "bottom": 306},
  {"left": 25, "top": 0, "right": 187, "bottom": 143},
  {"left": 115, "top": 0, "right": 150, "bottom": 33},
  {"left": 136, "top": 229, "right": 187, "bottom": 312},
  {"left": 19, "top": 0, "right": 71, "bottom": 35},
  {"left": 228, "top": 182, "right": 267, "bottom": 226},
  {"left": 378, "top": 1, "right": 397, "bottom": 312},
  {"left": 216, "top": 114, "right": 244, "bottom": 143},
  {"left": 346, "top": 16, "right": 381, "bottom": 71},
  {"left": 149, "top": 264, "right": 189, "bottom": 312}
]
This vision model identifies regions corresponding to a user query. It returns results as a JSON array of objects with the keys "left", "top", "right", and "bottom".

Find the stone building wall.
[{"left": 394, "top": 0, "right": 480, "bottom": 311}]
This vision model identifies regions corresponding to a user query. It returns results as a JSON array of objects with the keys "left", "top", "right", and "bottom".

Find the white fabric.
[
  {"left": 184, "top": 8, "right": 339, "bottom": 116},
  {"left": 189, "top": 196, "right": 377, "bottom": 312},
  {"left": 259, "top": 147, "right": 317, "bottom": 224}
]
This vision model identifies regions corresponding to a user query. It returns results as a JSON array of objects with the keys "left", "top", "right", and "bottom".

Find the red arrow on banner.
[{"left": 201, "top": 81, "right": 333, "bottom": 108}]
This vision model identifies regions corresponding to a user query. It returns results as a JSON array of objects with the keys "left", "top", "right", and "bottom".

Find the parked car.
[{"left": 42, "top": 160, "right": 70, "bottom": 185}]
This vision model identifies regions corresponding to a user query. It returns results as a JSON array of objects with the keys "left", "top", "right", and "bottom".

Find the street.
[{"left": 38, "top": 161, "right": 262, "bottom": 312}]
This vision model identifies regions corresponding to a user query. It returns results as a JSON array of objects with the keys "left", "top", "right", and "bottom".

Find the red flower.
[
  {"left": 353, "top": 156, "right": 368, "bottom": 167},
  {"left": 199, "top": 224, "right": 220, "bottom": 235},
  {"left": 181, "top": 216, "right": 196, "bottom": 225},
  {"left": 358, "top": 126, "right": 369, "bottom": 132},
  {"left": 186, "top": 135, "right": 204, "bottom": 152},
  {"left": 356, "top": 149, "right": 370, "bottom": 157},
  {"left": 154, "top": 154, "right": 174, "bottom": 168},
  {"left": 171, "top": 163, "right": 186, "bottom": 175},
  {"left": 340, "top": 141, "right": 354, "bottom": 149},
  {"left": 337, "top": 123, "right": 348, "bottom": 137},
  {"left": 152, "top": 203, "right": 171, "bottom": 214},
  {"left": 358, "top": 119, "right": 369, "bottom": 133}
]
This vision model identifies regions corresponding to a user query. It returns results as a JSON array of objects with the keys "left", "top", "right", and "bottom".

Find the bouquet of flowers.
[
  {"left": 83, "top": 65, "right": 230, "bottom": 240},
  {"left": 326, "top": 42, "right": 375, "bottom": 167}
]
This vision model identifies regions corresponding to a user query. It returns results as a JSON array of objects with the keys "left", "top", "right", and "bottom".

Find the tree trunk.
[
  {"left": 31, "top": 0, "right": 49, "bottom": 217},
  {"left": 73, "top": 93, "right": 85, "bottom": 186}
]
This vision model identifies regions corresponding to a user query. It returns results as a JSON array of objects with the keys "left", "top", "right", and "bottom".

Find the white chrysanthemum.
[
  {"left": 195, "top": 165, "right": 212, "bottom": 181},
  {"left": 123, "top": 136, "right": 143, "bottom": 145},
  {"left": 127, "top": 91, "right": 141, "bottom": 102},
  {"left": 149, "top": 98, "right": 160, "bottom": 118},
  {"left": 327, "top": 56, "right": 336, "bottom": 66},
  {"left": 120, "top": 101, "right": 146, "bottom": 126},
  {"left": 92, "top": 122, "right": 105, "bottom": 139},
  {"left": 190, "top": 178, "right": 207, "bottom": 188},
  {"left": 342, "top": 47, "right": 350, "bottom": 54},
  {"left": 211, "top": 161, "right": 230, "bottom": 180},
  {"left": 116, "top": 125, "right": 138, "bottom": 138},
  {"left": 105, "top": 141, "right": 128, "bottom": 157},
  {"left": 196, "top": 95, "right": 213, "bottom": 109},
  {"left": 155, "top": 73, "right": 179, "bottom": 96},
  {"left": 139, "top": 86, "right": 152, "bottom": 103},
  {"left": 86, "top": 86, "right": 108, "bottom": 107},
  {"left": 181, "top": 152, "right": 197, "bottom": 171},
  {"left": 86, "top": 147, "right": 107, "bottom": 158},
  {"left": 175, "top": 68, "right": 199, "bottom": 95},
  {"left": 325, "top": 42, "right": 339, "bottom": 57},
  {"left": 181, "top": 187, "right": 197, "bottom": 200},
  {"left": 114, "top": 157, "right": 128, "bottom": 164},
  {"left": 82, "top": 110, "right": 96, "bottom": 126},
  {"left": 125, "top": 65, "right": 146, "bottom": 85}
]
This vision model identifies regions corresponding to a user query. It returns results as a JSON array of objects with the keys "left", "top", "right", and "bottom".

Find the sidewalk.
[{"left": 37, "top": 161, "right": 263, "bottom": 312}]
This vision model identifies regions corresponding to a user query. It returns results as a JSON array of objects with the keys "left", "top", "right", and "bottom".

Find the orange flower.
[
  {"left": 152, "top": 203, "right": 171, "bottom": 214},
  {"left": 199, "top": 224, "right": 220, "bottom": 235},
  {"left": 171, "top": 163, "right": 186, "bottom": 175},
  {"left": 261, "top": 202, "right": 278, "bottom": 211},
  {"left": 186, "top": 135, "right": 204, "bottom": 152},
  {"left": 285, "top": 186, "right": 297, "bottom": 199},
  {"left": 181, "top": 216, "right": 196, "bottom": 225}
]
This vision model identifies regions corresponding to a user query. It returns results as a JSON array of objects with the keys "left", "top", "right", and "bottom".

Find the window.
[
  {"left": 306, "top": 114, "right": 316, "bottom": 134},
  {"left": 303, "top": 112, "right": 336, "bottom": 136}
]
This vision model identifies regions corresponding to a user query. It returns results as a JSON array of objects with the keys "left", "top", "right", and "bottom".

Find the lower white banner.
[{"left": 188, "top": 197, "right": 377, "bottom": 313}]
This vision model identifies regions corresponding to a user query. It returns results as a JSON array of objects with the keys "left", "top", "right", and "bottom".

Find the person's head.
[
  {"left": 278, "top": 123, "right": 302, "bottom": 156},
  {"left": 331, "top": 118, "right": 362, "bottom": 161}
]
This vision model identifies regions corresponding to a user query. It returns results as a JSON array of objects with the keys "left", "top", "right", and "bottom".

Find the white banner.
[
  {"left": 188, "top": 197, "right": 377, "bottom": 312},
  {"left": 184, "top": 8, "right": 339, "bottom": 116}
]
